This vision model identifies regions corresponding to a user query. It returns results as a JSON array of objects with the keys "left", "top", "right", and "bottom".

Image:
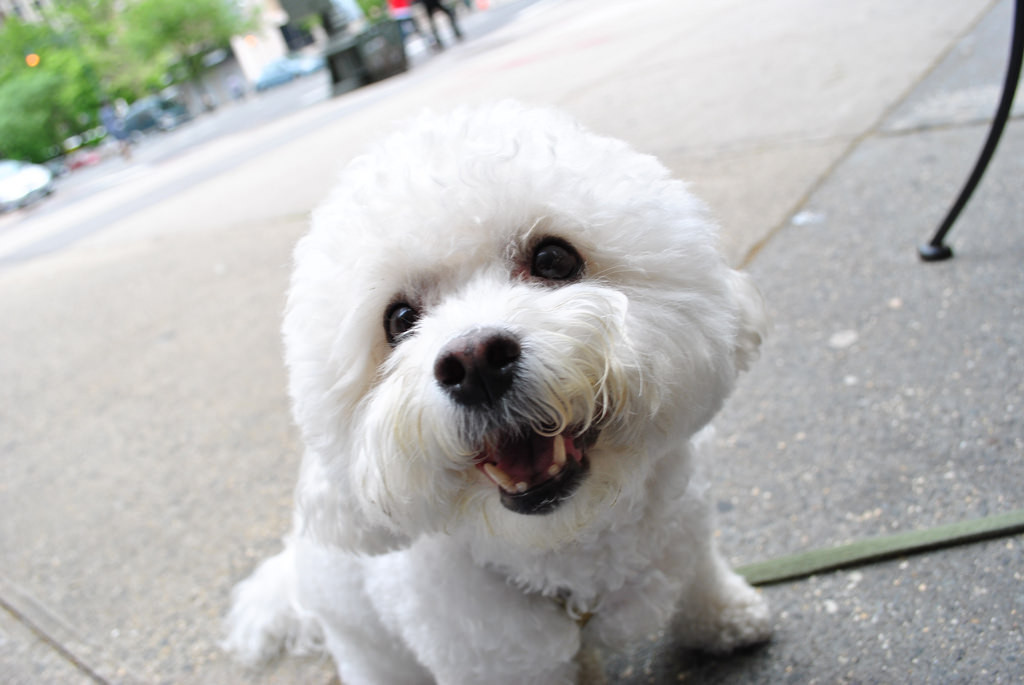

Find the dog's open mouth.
[{"left": 475, "top": 429, "right": 593, "bottom": 515}]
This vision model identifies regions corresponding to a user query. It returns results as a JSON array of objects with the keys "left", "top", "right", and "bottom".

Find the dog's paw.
[
  {"left": 222, "top": 550, "right": 323, "bottom": 667},
  {"left": 673, "top": 571, "right": 772, "bottom": 654}
]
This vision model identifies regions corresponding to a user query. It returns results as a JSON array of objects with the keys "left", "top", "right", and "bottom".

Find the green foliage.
[
  {"left": 298, "top": 14, "right": 323, "bottom": 34},
  {"left": 122, "top": 0, "right": 255, "bottom": 85},
  {"left": 356, "top": 0, "right": 388, "bottom": 23},
  {"left": 0, "top": 0, "right": 255, "bottom": 162},
  {"left": 0, "top": 16, "right": 103, "bottom": 161},
  {"left": 0, "top": 71, "right": 66, "bottom": 161},
  {"left": 53, "top": 0, "right": 164, "bottom": 99},
  {"left": 0, "top": 16, "right": 51, "bottom": 81}
]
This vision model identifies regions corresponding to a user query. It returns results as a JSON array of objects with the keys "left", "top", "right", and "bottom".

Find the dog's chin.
[{"left": 475, "top": 426, "right": 597, "bottom": 516}]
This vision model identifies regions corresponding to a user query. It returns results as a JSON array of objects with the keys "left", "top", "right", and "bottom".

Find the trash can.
[
  {"left": 358, "top": 20, "right": 408, "bottom": 84},
  {"left": 324, "top": 20, "right": 408, "bottom": 97},
  {"left": 279, "top": 0, "right": 408, "bottom": 98}
]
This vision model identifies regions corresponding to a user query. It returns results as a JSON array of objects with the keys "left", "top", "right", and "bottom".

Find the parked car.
[
  {"left": 255, "top": 59, "right": 295, "bottom": 91},
  {"left": 289, "top": 54, "right": 326, "bottom": 75},
  {"left": 255, "top": 55, "right": 326, "bottom": 91},
  {"left": 67, "top": 149, "right": 103, "bottom": 170},
  {"left": 0, "top": 159, "right": 55, "bottom": 212},
  {"left": 43, "top": 157, "right": 70, "bottom": 178},
  {"left": 122, "top": 96, "right": 192, "bottom": 139}
]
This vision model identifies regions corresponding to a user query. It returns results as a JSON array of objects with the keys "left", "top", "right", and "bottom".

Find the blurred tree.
[
  {"left": 0, "top": 0, "right": 254, "bottom": 161},
  {"left": 122, "top": 0, "right": 255, "bottom": 108},
  {"left": 0, "top": 16, "right": 51, "bottom": 82},
  {"left": 0, "top": 70, "right": 66, "bottom": 161},
  {"left": 0, "top": 17, "right": 102, "bottom": 161},
  {"left": 355, "top": 0, "right": 387, "bottom": 23},
  {"left": 49, "top": 0, "right": 164, "bottom": 100}
]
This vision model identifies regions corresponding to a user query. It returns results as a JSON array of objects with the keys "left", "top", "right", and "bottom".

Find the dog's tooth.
[
  {"left": 483, "top": 463, "right": 516, "bottom": 492},
  {"left": 515, "top": 481, "right": 529, "bottom": 493},
  {"left": 552, "top": 433, "right": 566, "bottom": 468},
  {"left": 548, "top": 463, "right": 562, "bottom": 477}
]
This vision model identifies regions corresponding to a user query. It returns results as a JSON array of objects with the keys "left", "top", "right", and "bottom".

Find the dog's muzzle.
[
  {"left": 433, "top": 328, "right": 593, "bottom": 515},
  {"left": 476, "top": 430, "right": 590, "bottom": 516}
]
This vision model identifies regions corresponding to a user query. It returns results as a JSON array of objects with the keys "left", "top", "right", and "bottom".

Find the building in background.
[
  {"left": 229, "top": 0, "right": 292, "bottom": 84},
  {"left": 0, "top": 0, "right": 51, "bottom": 24},
  {"left": 230, "top": 0, "right": 365, "bottom": 84}
]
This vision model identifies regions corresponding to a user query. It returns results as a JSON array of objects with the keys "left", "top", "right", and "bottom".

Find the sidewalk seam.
[
  {"left": 876, "top": 111, "right": 1024, "bottom": 138},
  {"left": 0, "top": 574, "right": 134, "bottom": 684},
  {"left": 738, "top": 0, "right": 1003, "bottom": 268}
]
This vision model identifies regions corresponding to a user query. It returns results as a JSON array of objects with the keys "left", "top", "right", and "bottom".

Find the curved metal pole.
[{"left": 919, "top": 0, "right": 1024, "bottom": 261}]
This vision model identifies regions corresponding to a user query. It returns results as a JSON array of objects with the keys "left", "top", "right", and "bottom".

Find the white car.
[{"left": 0, "top": 159, "right": 55, "bottom": 212}]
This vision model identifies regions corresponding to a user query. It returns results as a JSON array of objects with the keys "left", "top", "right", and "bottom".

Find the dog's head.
[{"left": 286, "top": 102, "right": 765, "bottom": 554}]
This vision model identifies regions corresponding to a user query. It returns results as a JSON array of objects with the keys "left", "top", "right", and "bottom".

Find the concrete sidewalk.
[{"left": 1, "top": 0, "right": 1020, "bottom": 682}]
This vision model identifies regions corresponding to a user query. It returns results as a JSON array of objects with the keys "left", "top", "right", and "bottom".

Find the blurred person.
[
  {"left": 416, "top": 0, "right": 463, "bottom": 49},
  {"left": 99, "top": 100, "right": 132, "bottom": 161},
  {"left": 228, "top": 75, "right": 246, "bottom": 101},
  {"left": 389, "top": 0, "right": 429, "bottom": 42}
]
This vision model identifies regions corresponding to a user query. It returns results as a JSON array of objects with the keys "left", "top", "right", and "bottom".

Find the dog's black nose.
[{"left": 434, "top": 330, "right": 521, "bottom": 407}]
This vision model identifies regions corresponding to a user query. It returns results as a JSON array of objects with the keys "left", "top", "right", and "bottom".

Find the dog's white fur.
[{"left": 224, "top": 102, "right": 771, "bottom": 684}]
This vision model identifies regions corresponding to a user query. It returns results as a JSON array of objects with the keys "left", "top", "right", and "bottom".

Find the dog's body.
[{"left": 224, "top": 102, "right": 771, "bottom": 683}]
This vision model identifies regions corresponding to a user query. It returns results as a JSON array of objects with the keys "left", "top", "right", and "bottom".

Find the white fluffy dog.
[{"left": 224, "top": 101, "right": 771, "bottom": 684}]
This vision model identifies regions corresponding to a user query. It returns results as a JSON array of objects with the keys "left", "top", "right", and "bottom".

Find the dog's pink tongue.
[{"left": 478, "top": 432, "right": 581, "bottom": 493}]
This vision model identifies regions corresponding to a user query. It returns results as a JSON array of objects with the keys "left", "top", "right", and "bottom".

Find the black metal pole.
[{"left": 919, "top": 0, "right": 1024, "bottom": 262}]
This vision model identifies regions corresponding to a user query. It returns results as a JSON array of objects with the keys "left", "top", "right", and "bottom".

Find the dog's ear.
[
  {"left": 729, "top": 270, "right": 768, "bottom": 374},
  {"left": 294, "top": 449, "right": 412, "bottom": 555}
]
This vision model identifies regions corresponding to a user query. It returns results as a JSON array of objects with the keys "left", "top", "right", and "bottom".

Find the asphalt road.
[{"left": 0, "top": 0, "right": 546, "bottom": 262}]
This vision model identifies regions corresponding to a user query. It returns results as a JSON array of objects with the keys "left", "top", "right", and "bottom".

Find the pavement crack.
[{"left": 0, "top": 575, "right": 133, "bottom": 684}]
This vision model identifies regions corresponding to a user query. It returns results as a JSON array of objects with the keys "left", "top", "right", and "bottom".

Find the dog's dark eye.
[
  {"left": 531, "top": 239, "right": 583, "bottom": 281},
  {"left": 385, "top": 303, "right": 420, "bottom": 345}
]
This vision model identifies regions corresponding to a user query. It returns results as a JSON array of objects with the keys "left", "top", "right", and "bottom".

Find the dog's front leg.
[
  {"left": 670, "top": 538, "right": 772, "bottom": 653},
  {"left": 364, "top": 536, "right": 583, "bottom": 685}
]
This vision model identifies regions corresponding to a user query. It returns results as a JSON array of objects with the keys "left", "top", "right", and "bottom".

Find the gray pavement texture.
[{"left": 1, "top": 0, "right": 1021, "bottom": 683}]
